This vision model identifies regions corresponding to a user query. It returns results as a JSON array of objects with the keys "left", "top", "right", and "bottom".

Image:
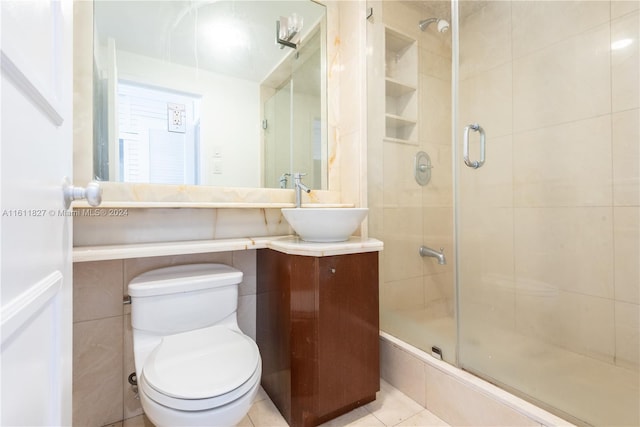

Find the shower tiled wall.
[
  {"left": 72, "top": 251, "right": 257, "bottom": 426},
  {"left": 457, "top": 0, "right": 639, "bottom": 371}
]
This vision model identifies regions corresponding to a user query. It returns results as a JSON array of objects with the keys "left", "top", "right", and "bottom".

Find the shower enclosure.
[
  {"left": 262, "top": 27, "right": 326, "bottom": 190},
  {"left": 367, "top": 1, "right": 639, "bottom": 426}
]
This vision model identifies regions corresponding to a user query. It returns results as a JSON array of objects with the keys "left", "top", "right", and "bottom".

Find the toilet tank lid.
[{"left": 129, "top": 264, "right": 242, "bottom": 297}]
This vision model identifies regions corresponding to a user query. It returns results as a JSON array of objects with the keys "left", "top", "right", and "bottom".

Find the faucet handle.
[
  {"left": 293, "top": 172, "right": 307, "bottom": 179},
  {"left": 279, "top": 173, "right": 291, "bottom": 189}
]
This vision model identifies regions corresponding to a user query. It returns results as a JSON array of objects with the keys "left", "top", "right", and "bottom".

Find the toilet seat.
[{"left": 141, "top": 325, "right": 260, "bottom": 411}]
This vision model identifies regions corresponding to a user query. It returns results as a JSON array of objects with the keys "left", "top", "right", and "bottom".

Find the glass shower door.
[
  {"left": 455, "top": 1, "right": 639, "bottom": 425},
  {"left": 263, "top": 82, "right": 292, "bottom": 188},
  {"left": 366, "top": 0, "right": 457, "bottom": 364}
]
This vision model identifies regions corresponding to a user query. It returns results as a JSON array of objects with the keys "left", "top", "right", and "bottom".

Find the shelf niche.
[{"left": 384, "top": 27, "right": 418, "bottom": 145}]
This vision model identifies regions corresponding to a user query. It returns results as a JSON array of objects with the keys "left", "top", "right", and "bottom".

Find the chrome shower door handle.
[{"left": 463, "top": 123, "right": 486, "bottom": 169}]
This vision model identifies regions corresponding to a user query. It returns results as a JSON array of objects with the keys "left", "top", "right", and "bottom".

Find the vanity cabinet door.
[
  {"left": 316, "top": 252, "right": 380, "bottom": 420},
  {"left": 257, "top": 249, "right": 380, "bottom": 427}
]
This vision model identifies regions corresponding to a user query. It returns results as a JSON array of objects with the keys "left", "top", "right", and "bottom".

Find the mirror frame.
[{"left": 75, "top": 0, "right": 341, "bottom": 205}]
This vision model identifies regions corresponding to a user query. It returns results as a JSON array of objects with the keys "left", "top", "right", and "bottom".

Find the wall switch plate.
[{"left": 213, "top": 159, "right": 223, "bottom": 174}]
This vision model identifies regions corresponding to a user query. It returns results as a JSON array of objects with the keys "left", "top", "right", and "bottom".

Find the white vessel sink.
[{"left": 281, "top": 208, "right": 369, "bottom": 243}]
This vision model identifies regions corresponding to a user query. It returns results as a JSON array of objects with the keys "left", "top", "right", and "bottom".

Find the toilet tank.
[{"left": 128, "top": 263, "right": 243, "bottom": 335}]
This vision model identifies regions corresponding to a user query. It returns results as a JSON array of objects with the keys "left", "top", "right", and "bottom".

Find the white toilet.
[{"left": 128, "top": 263, "right": 262, "bottom": 427}]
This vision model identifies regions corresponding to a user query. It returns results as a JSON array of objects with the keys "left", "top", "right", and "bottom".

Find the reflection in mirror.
[{"left": 93, "top": 0, "right": 327, "bottom": 190}]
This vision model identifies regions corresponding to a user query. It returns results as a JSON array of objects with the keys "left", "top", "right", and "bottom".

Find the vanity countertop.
[
  {"left": 266, "top": 236, "right": 383, "bottom": 257},
  {"left": 73, "top": 236, "right": 383, "bottom": 262}
]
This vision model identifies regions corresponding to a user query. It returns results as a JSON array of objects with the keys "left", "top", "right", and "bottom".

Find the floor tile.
[
  {"left": 248, "top": 397, "right": 289, "bottom": 427},
  {"left": 364, "top": 380, "right": 426, "bottom": 426},
  {"left": 122, "top": 414, "right": 154, "bottom": 427},
  {"left": 119, "top": 382, "right": 448, "bottom": 427},
  {"left": 395, "top": 409, "right": 449, "bottom": 426},
  {"left": 237, "top": 414, "right": 255, "bottom": 427},
  {"left": 318, "top": 406, "right": 385, "bottom": 427}
]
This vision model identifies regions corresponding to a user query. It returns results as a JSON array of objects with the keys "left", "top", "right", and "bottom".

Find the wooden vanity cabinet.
[{"left": 257, "top": 249, "right": 380, "bottom": 427}]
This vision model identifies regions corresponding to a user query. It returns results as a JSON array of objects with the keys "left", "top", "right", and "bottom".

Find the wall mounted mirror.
[{"left": 93, "top": 0, "right": 327, "bottom": 191}]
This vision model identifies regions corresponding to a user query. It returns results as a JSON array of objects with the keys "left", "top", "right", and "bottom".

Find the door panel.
[
  {"left": 317, "top": 253, "right": 379, "bottom": 417},
  {"left": 1, "top": 0, "right": 73, "bottom": 425}
]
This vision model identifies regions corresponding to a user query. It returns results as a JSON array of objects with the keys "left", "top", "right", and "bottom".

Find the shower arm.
[
  {"left": 418, "top": 18, "right": 438, "bottom": 31},
  {"left": 418, "top": 17, "right": 450, "bottom": 33}
]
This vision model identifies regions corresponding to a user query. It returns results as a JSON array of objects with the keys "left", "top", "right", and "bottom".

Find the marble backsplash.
[
  {"left": 71, "top": 183, "right": 351, "bottom": 247},
  {"left": 77, "top": 182, "right": 343, "bottom": 206}
]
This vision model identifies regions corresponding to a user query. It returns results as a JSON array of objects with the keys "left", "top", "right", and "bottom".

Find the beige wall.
[
  {"left": 326, "top": 0, "right": 369, "bottom": 208},
  {"left": 457, "top": 0, "right": 639, "bottom": 372}
]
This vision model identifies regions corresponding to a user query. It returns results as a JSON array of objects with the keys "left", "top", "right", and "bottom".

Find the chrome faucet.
[
  {"left": 293, "top": 172, "right": 311, "bottom": 208},
  {"left": 419, "top": 246, "right": 446, "bottom": 265},
  {"left": 279, "top": 173, "right": 289, "bottom": 189}
]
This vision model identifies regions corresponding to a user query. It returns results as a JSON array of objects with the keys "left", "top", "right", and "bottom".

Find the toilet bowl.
[{"left": 128, "top": 263, "right": 262, "bottom": 427}]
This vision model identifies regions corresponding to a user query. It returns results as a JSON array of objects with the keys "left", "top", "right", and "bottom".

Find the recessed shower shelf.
[
  {"left": 385, "top": 78, "right": 416, "bottom": 97},
  {"left": 383, "top": 136, "right": 418, "bottom": 145},
  {"left": 385, "top": 27, "right": 416, "bottom": 60},
  {"left": 384, "top": 25, "right": 418, "bottom": 144},
  {"left": 385, "top": 114, "right": 417, "bottom": 144},
  {"left": 385, "top": 113, "right": 417, "bottom": 127}
]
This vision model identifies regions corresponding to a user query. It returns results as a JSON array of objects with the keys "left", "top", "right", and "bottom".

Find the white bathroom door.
[{"left": 1, "top": 0, "right": 74, "bottom": 425}]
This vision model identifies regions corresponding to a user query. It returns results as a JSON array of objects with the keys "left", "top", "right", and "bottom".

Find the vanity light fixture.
[{"left": 276, "top": 13, "right": 303, "bottom": 49}]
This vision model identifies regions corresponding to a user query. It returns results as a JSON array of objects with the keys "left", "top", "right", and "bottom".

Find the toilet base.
[{"left": 139, "top": 365, "right": 261, "bottom": 427}]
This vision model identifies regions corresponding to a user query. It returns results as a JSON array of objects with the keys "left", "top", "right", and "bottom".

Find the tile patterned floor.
[{"left": 111, "top": 380, "right": 449, "bottom": 427}]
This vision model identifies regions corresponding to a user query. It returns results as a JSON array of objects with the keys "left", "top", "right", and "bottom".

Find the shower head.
[
  {"left": 418, "top": 18, "right": 450, "bottom": 33},
  {"left": 437, "top": 19, "right": 450, "bottom": 33}
]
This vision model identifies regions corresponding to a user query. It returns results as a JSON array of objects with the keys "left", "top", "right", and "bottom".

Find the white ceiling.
[{"left": 94, "top": 0, "right": 325, "bottom": 83}]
